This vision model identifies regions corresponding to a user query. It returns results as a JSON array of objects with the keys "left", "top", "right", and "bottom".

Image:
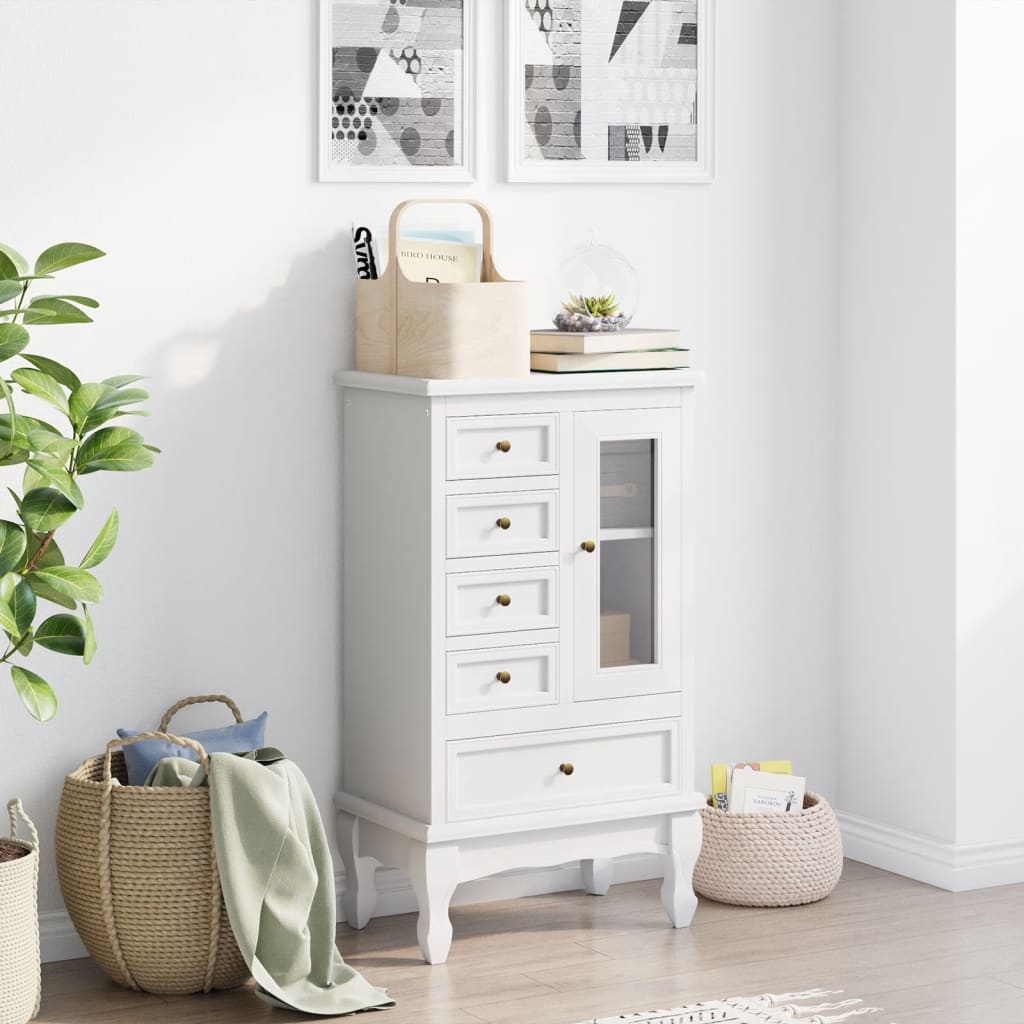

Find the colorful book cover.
[{"left": 710, "top": 760, "right": 793, "bottom": 812}]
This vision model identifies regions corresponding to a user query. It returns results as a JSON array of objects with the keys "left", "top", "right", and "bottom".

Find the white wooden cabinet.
[{"left": 335, "top": 370, "right": 704, "bottom": 964}]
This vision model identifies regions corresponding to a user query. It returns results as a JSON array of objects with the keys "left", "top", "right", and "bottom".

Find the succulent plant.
[{"left": 561, "top": 292, "right": 621, "bottom": 319}]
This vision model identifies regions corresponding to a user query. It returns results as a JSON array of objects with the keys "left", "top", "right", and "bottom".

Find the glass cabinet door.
[{"left": 573, "top": 408, "right": 682, "bottom": 701}]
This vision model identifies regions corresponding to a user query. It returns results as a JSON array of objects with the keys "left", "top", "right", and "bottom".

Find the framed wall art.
[
  {"left": 506, "top": 0, "right": 715, "bottom": 183},
  {"left": 319, "top": 0, "right": 476, "bottom": 182}
]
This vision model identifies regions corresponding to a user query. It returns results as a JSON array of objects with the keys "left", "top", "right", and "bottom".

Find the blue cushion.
[{"left": 117, "top": 711, "right": 268, "bottom": 786}]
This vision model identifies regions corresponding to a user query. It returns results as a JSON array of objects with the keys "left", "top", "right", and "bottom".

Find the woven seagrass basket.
[
  {"left": 1, "top": 800, "right": 40, "bottom": 1024},
  {"left": 54, "top": 696, "right": 250, "bottom": 995},
  {"left": 693, "top": 792, "right": 843, "bottom": 907}
]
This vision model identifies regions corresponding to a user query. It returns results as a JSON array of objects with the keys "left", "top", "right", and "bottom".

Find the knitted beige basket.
[
  {"left": 693, "top": 792, "right": 843, "bottom": 907},
  {"left": 54, "top": 696, "right": 250, "bottom": 996},
  {"left": 0, "top": 800, "right": 40, "bottom": 1024}
]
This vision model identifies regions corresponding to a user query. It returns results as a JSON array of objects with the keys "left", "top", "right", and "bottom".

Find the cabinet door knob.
[
  {"left": 496, "top": 671, "right": 512, "bottom": 684},
  {"left": 496, "top": 439, "right": 512, "bottom": 453},
  {"left": 580, "top": 540, "right": 596, "bottom": 553},
  {"left": 496, "top": 594, "right": 512, "bottom": 607},
  {"left": 496, "top": 517, "right": 512, "bottom": 530},
  {"left": 559, "top": 762, "right": 575, "bottom": 776}
]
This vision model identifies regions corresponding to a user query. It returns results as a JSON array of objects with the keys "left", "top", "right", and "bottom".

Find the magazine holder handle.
[{"left": 387, "top": 199, "right": 495, "bottom": 282}]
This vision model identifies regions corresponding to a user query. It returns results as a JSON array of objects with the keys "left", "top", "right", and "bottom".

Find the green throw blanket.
[{"left": 147, "top": 751, "right": 393, "bottom": 1016}]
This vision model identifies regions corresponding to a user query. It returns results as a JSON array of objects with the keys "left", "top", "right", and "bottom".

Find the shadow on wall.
[
  {"left": 23, "top": 233, "right": 359, "bottom": 912},
  {"left": 139, "top": 231, "right": 355, "bottom": 741}
]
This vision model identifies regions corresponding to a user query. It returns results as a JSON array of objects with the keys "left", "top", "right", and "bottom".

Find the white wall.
[
  {"left": 955, "top": 0, "right": 1024, "bottom": 848},
  {"left": 837, "top": 0, "right": 958, "bottom": 844},
  {"left": 0, "top": 0, "right": 839, "bottom": 920}
]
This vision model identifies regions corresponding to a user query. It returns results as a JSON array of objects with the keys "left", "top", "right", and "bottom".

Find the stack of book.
[{"left": 529, "top": 328, "right": 690, "bottom": 373}]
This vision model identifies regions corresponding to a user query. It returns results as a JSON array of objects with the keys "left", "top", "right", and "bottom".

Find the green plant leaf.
[
  {"left": 16, "top": 629, "right": 33, "bottom": 656},
  {"left": 83, "top": 604, "right": 96, "bottom": 664},
  {"left": 77, "top": 428, "right": 151, "bottom": 474},
  {"left": 29, "top": 566, "right": 102, "bottom": 604},
  {"left": 0, "top": 521, "right": 26, "bottom": 575},
  {"left": 11, "top": 666, "right": 57, "bottom": 722},
  {"left": 0, "top": 322, "right": 30, "bottom": 361},
  {"left": 27, "top": 459, "right": 84, "bottom": 508},
  {"left": 22, "top": 463, "right": 47, "bottom": 494},
  {"left": 0, "top": 597, "right": 18, "bottom": 636},
  {"left": 77, "top": 386, "right": 150, "bottom": 434},
  {"left": 0, "top": 280, "right": 22, "bottom": 304},
  {"left": 35, "top": 613, "right": 87, "bottom": 656},
  {"left": 21, "top": 354, "right": 81, "bottom": 391},
  {"left": 76, "top": 426, "right": 141, "bottom": 459},
  {"left": 0, "top": 572, "right": 37, "bottom": 635},
  {"left": 20, "top": 488, "right": 77, "bottom": 532},
  {"left": 31, "top": 294, "right": 99, "bottom": 309},
  {"left": 0, "top": 244, "right": 28, "bottom": 279},
  {"left": 80, "top": 509, "right": 119, "bottom": 570},
  {"left": 23, "top": 297, "right": 93, "bottom": 326},
  {"left": 27, "top": 429, "right": 76, "bottom": 458},
  {"left": 33, "top": 243, "right": 105, "bottom": 276},
  {"left": 77, "top": 443, "right": 153, "bottom": 474},
  {"left": 68, "top": 382, "right": 113, "bottom": 433},
  {"left": 103, "top": 374, "right": 147, "bottom": 389},
  {"left": 11, "top": 368, "right": 69, "bottom": 415},
  {"left": 26, "top": 579, "right": 76, "bottom": 610},
  {"left": 0, "top": 375, "right": 17, "bottom": 461}
]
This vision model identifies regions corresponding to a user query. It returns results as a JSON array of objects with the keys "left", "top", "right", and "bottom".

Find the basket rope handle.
[
  {"left": 158, "top": 694, "right": 243, "bottom": 733},
  {"left": 6, "top": 798, "right": 41, "bottom": 1013},
  {"left": 104, "top": 732, "right": 211, "bottom": 782},
  {"left": 386, "top": 198, "right": 495, "bottom": 282},
  {"left": 6, "top": 798, "right": 39, "bottom": 851}
]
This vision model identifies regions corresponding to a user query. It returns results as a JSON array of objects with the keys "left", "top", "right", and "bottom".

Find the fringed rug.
[{"left": 573, "top": 989, "right": 896, "bottom": 1024}]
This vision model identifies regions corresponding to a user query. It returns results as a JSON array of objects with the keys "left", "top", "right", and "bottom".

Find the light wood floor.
[{"left": 37, "top": 861, "right": 1024, "bottom": 1024}]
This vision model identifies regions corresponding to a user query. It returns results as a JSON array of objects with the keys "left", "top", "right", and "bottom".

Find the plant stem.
[{"left": 22, "top": 530, "right": 55, "bottom": 575}]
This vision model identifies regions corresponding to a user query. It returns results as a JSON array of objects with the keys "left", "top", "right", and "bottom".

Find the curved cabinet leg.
[
  {"left": 337, "top": 811, "right": 378, "bottom": 930},
  {"left": 661, "top": 811, "right": 701, "bottom": 928},
  {"left": 581, "top": 857, "right": 613, "bottom": 896},
  {"left": 408, "top": 842, "right": 460, "bottom": 965}
]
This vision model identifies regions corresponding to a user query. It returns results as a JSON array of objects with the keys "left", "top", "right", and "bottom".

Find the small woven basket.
[
  {"left": 54, "top": 695, "right": 250, "bottom": 995},
  {"left": 1, "top": 800, "right": 40, "bottom": 1024},
  {"left": 693, "top": 792, "right": 843, "bottom": 907}
]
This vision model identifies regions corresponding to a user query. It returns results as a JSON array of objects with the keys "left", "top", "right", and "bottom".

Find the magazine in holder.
[{"left": 355, "top": 199, "right": 530, "bottom": 379}]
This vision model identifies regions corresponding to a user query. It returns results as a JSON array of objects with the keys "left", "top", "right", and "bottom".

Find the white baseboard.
[
  {"left": 838, "top": 811, "right": 1024, "bottom": 892},
  {"left": 39, "top": 910, "right": 87, "bottom": 963},
  {"left": 41, "top": 853, "right": 664, "bottom": 964}
]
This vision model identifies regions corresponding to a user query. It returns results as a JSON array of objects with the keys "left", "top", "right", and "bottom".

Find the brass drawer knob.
[
  {"left": 559, "top": 762, "right": 575, "bottom": 776},
  {"left": 496, "top": 671, "right": 511, "bottom": 684},
  {"left": 496, "top": 594, "right": 512, "bottom": 607},
  {"left": 580, "top": 540, "right": 596, "bottom": 553},
  {"left": 496, "top": 439, "right": 512, "bottom": 453},
  {"left": 496, "top": 517, "right": 512, "bottom": 530}
]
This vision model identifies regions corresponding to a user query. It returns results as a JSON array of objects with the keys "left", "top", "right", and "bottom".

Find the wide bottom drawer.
[{"left": 447, "top": 720, "right": 679, "bottom": 822}]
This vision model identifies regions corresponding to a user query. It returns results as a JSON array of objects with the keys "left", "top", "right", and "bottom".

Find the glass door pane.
[{"left": 599, "top": 440, "right": 655, "bottom": 669}]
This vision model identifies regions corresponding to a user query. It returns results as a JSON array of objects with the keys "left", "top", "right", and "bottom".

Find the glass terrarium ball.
[{"left": 551, "top": 236, "right": 639, "bottom": 332}]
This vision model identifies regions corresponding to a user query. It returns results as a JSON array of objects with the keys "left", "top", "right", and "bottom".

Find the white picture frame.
[
  {"left": 506, "top": 0, "right": 715, "bottom": 184},
  {"left": 319, "top": 0, "right": 476, "bottom": 183}
]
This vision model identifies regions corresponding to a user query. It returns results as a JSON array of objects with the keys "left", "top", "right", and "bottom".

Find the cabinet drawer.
[
  {"left": 447, "top": 414, "right": 558, "bottom": 480},
  {"left": 446, "top": 491, "right": 557, "bottom": 559},
  {"left": 446, "top": 567, "right": 557, "bottom": 636},
  {"left": 446, "top": 643, "right": 558, "bottom": 715},
  {"left": 447, "top": 720, "right": 679, "bottom": 822}
]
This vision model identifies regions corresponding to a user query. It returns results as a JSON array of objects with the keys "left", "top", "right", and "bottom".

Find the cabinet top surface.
[{"left": 336, "top": 369, "right": 704, "bottom": 397}]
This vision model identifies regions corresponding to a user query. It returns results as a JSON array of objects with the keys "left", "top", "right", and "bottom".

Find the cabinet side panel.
[{"left": 343, "top": 388, "right": 433, "bottom": 821}]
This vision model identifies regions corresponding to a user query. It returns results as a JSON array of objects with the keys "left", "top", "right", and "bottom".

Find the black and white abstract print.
[
  {"left": 326, "top": 0, "right": 464, "bottom": 172},
  {"left": 522, "top": 0, "right": 700, "bottom": 166}
]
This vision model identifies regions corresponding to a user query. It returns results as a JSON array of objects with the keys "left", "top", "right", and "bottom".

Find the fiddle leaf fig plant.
[{"left": 0, "top": 241, "right": 156, "bottom": 721}]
